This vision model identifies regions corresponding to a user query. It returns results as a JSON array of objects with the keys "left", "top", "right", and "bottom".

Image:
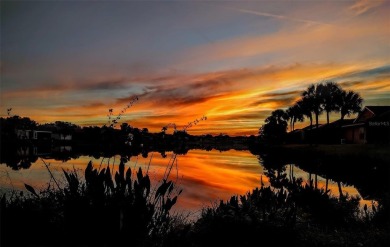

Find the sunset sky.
[{"left": 1, "top": 0, "right": 389, "bottom": 135}]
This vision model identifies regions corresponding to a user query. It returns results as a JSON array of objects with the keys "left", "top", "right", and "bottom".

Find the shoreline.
[{"left": 256, "top": 143, "right": 390, "bottom": 163}]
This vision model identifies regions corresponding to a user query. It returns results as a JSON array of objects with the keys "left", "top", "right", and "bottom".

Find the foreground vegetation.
[
  {"left": 2, "top": 159, "right": 181, "bottom": 247},
  {"left": 2, "top": 159, "right": 389, "bottom": 247},
  {"left": 186, "top": 167, "right": 389, "bottom": 247}
]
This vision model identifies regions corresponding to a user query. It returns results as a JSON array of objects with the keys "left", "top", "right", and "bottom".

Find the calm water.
[{"left": 0, "top": 149, "right": 373, "bottom": 218}]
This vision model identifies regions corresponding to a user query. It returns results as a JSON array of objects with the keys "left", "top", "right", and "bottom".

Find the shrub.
[{"left": 3, "top": 160, "right": 181, "bottom": 246}]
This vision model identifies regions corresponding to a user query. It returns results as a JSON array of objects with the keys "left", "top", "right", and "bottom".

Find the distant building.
[
  {"left": 15, "top": 129, "right": 33, "bottom": 140},
  {"left": 342, "top": 106, "right": 390, "bottom": 144},
  {"left": 15, "top": 130, "right": 52, "bottom": 141}
]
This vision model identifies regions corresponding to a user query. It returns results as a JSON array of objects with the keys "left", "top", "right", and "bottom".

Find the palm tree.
[
  {"left": 337, "top": 90, "right": 363, "bottom": 121},
  {"left": 261, "top": 109, "right": 289, "bottom": 142},
  {"left": 267, "top": 109, "right": 289, "bottom": 125},
  {"left": 286, "top": 104, "right": 304, "bottom": 131},
  {"left": 285, "top": 107, "right": 294, "bottom": 132},
  {"left": 302, "top": 84, "right": 323, "bottom": 130},
  {"left": 292, "top": 103, "right": 304, "bottom": 131},
  {"left": 319, "top": 81, "right": 342, "bottom": 125},
  {"left": 297, "top": 98, "right": 313, "bottom": 130}
]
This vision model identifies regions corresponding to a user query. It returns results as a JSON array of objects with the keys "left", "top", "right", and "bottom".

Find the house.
[
  {"left": 317, "top": 119, "right": 354, "bottom": 144},
  {"left": 16, "top": 130, "right": 52, "bottom": 141},
  {"left": 16, "top": 129, "right": 33, "bottom": 140},
  {"left": 286, "top": 124, "right": 323, "bottom": 144},
  {"left": 342, "top": 106, "right": 390, "bottom": 144}
]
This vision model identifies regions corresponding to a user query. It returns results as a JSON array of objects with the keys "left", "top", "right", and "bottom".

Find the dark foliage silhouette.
[{"left": 3, "top": 160, "right": 181, "bottom": 246}]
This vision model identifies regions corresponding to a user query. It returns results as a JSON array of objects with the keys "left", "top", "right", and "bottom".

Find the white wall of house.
[{"left": 15, "top": 129, "right": 32, "bottom": 139}]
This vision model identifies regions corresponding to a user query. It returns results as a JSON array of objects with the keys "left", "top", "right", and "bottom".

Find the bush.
[{"left": 3, "top": 160, "right": 181, "bottom": 246}]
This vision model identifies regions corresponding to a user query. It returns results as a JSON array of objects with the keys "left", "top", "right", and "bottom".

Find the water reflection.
[{"left": 0, "top": 148, "right": 378, "bottom": 217}]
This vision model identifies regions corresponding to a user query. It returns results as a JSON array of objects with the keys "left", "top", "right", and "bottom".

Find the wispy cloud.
[
  {"left": 177, "top": 15, "right": 389, "bottom": 71},
  {"left": 349, "top": 0, "right": 384, "bottom": 16},
  {"left": 232, "top": 7, "right": 329, "bottom": 26},
  {"left": 249, "top": 90, "right": 301, "bottom": 108},
  {"left": 338, "top": 65, "right": 390, "bottom": 79}
]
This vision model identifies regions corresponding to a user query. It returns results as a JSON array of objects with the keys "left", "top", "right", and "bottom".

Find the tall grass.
[{"left": 3, "top": 158, "right": 181, "bottom": 246}]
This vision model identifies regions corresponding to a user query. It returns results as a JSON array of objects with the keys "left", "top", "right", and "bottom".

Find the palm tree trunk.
[
  {"left": 292, "top": 119, "right": 295, "bottom": 131},
  {"left": 339, "top": 114, "right": 345, "bottom": 143},
  {"left": 315, "top": 113, "right": 319, "bottom": 145},
  {"left": 310, "top": 116, "right": 313, "bottom": 128},
  {"left": 340, "top": 114, "right": 345, "bottom": 125},
  {"left": 309, "top": 115, "right": 313, "bottom": 145},
  {"left": 327, "top": 111, "right": 330, "bottom": 125}
]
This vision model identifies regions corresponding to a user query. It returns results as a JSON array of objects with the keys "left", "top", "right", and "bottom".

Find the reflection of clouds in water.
[
  {"left": 0, "top": 150, "right": 366, "bottom": 213},
  {"left": 167, "top": 150, "right": 263, "bottom": 211}
]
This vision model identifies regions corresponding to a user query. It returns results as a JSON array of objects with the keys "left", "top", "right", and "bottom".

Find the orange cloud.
[{"left": 1, "top": 62, "right": 389, "bottom": 135}]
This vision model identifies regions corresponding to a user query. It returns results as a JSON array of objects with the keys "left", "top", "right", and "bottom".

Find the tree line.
[{"left": 260, "top": 81, "right": 363, "bottom": 142}]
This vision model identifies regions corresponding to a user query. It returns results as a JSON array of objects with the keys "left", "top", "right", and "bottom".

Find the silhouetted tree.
[
  {"left": 297, "top": 99, "right": 312, "bottom": 123},
  {"left": 120, "top": 123, "right": 132, "bottom": 133},
  {"left": 337, "top": 90, "right": 363, "bottom": 121},
  {"left": 319, "top": 81, "right": 342, "bottom": 125},
  {"left": 0, "top": 116, "right": 38, "bottom": 141},
  {"left": 54, "top": 121, "right": 78, "bottom": 140},
  {"left": 297, "top": 98, "right": 313, "bottom": 130},
  {"left": 302, "top": 84, "right": 323, "bottom": 130},
  {"left": 259, "top": 109, "right": 288, "bottom": 143},
  {"left": 286, "top": 103, "right": 304, "bottom": 131},
  {"left": 1, "top": 115, "right": 37, "bottom": 131},
  {"left": 286, "top": 106, "right": 294, "bottom": 132}
]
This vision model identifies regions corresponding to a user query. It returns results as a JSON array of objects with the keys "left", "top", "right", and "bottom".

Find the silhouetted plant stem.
[
  {"left": 338, "top": 181, "right": 344, "bottom": 199},
  {"left": 166, "top": 154, "right": 177, "bottom": 180},
  {"left": 41, "top": 158, "right": 61, "bottom": 190},
  {"left": 147, "top": 153, "right": 153, "bottom": 174},
  {"left": 325, "top": 177, "right": 329, "bottom": 192}
]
